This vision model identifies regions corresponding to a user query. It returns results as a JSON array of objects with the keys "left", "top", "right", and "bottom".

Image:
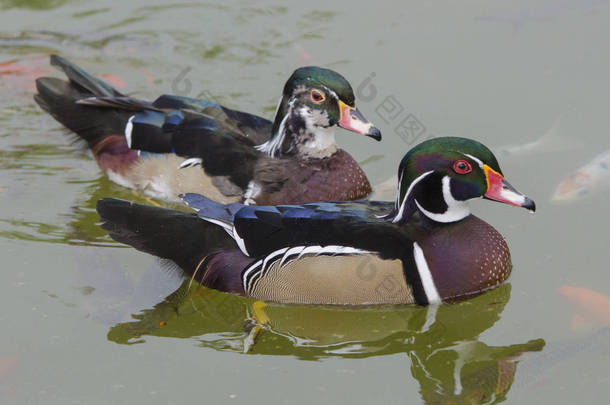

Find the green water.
[{"left": 1, "top": 0, "right": 609, "bottom": 403}]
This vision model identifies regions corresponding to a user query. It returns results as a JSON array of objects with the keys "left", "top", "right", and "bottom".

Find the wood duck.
[
  {"left": 97, "top": 137, "right": 535, "bottom": 305},
  {"left": 35, "top": 55, "right": 381, "bottom": 204}
]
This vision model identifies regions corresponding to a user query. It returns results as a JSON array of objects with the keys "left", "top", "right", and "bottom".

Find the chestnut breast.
[
  {"left": 254, "top": 149, "right": 372, "bottom": 205},
  {"left": 414, "top": 215, "right": 512, "bottom": 301}
]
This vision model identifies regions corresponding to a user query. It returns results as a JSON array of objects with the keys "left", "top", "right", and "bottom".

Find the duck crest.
[{"left": 387, "top": 138, "right": 509, "bottom": 224}]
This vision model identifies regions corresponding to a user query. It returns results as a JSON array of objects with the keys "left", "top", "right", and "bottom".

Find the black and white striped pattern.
[
  {"left": 412, "top": 242, "right": 441, "bottom": 304},
  {"left": 124, "top": 115, "right": 135, "bottom": 148},
  {"left": 179, "top": 157, "right": 203, "bottom": 169},
  {"left": 241, "top": 245, "right": 370, "bottom": 294},
  {"left": 390, "top": 171, "right": 433, "bottom": 223}
]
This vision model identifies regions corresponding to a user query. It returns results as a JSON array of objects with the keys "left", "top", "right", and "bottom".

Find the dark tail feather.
[
  {"left": 34, "top": 55, "right": 135, "bottom": 149},
  {"left": 97, "top": 199, "right": 236, "bottom": 273},
  {"left": 77, "top": 96, "right": 156, "bottom": 111},
  {"left": 35, "top": 78, "right": 134, "bottom": 149},
  {"left": 50, "top": 54, "right": 124, "bottom": 98}
]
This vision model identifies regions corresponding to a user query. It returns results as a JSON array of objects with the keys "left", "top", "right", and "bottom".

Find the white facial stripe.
[
  {"left": 322, "top": 85, "right": 339, "bottom": 101},
  {"left": 125, "top": 115, "right": 135, "bottom": 148},
  {"left": 255, "top": 113, "right": 287, "bottom": 156},
  {"left": 255, "top": 99, "right": 294, "bottom": 157},
  {"left": 395, "top": 171, "right": 403, "bottom": 207},
  {"left": 415, "top": 176, "right": 471, "bottom": 223},
  {"left": 392, "top": 171, "right": 434, "bottom": 223},
  {"left": 463, "top": 153, "right": 483, "bottom": 168},
  {"left": 413, "top": 242, "right": 441, "bottom": 304}
]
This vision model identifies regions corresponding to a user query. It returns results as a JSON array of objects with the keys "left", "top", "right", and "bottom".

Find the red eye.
[
  {"left": 311, "top": 90, "right": 325, "bottom": 103},
  {"left": 453, "top": 160, "right": 472, "bottom": 174}
]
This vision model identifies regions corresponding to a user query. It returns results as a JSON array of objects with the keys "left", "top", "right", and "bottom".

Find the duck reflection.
[
  {"left": 108, "top": 283, "right": 544, "bottom": 404},
  {"left": 62, "top": 175, "right": 185, "bottom": 246},
  {"left": 63, "top": 179, "right": 544, "bottom": 403}
]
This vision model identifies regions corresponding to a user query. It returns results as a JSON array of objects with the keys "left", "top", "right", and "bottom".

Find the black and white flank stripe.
[{"left": 241, "top": 245, "right": 370, "bottom": 294}]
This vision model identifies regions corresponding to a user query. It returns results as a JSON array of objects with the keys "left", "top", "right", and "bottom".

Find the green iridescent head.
[
  {"left": 259, "top": 66, "right": 380, "bottom": 157},
  {"left": 388, "top": 137, "right": 535, "bottom": 224},
  {"left": 284, "top": 66, "right": 356, "bottom": 106}
]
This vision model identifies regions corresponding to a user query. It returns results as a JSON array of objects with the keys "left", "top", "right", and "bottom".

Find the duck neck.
[
  {"left": 391, "top": 172, "right": 471, "bottom": 225},
  {"left": 414, "top": 175, "right": 471, "bottom": 223},
  {"left": 257, "top": 100, "right": 337, "bottom": 159}
]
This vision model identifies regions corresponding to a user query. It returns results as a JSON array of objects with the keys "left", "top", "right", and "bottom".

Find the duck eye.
[
  {"left": 453, "top": 160, "right": 472, "bottom": 174},
  {"left": 310, "top": 90, "right": 325, "bottom": 103}
]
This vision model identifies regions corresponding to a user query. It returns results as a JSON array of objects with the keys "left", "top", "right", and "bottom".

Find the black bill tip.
[
  {"left": 522, "top": 197, "right": 536, "bottom": 212},
  {"left": 367, "top": 126, "right": 382, "bottom": 141}
]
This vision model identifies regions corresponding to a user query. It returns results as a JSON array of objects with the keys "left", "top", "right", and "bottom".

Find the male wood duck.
[
  {"left": 97, "top": 137, "right": 535, "bottom": 305},
  {"left": 34, "top": 55, "right": 381, "bottom": 204}
]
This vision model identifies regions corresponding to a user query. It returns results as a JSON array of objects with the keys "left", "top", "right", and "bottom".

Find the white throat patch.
[
  {"left": 296, "top": 107, "right": 337, "bottom": 158},
  {"left": 415, "top": 175, "right": 471, "bottom": 223}
]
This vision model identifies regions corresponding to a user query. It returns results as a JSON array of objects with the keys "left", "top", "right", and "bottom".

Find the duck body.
[
  {"left": 97, "top": 137, "right": 534, "bottom": 306},
  {"left": 97, "top": 197, "right": 509, "bottom": 306},
  {"left": 35, "top": 55, "right": 380, "bottom": 204},
  {"left": 183, "top": 197, "right": 511, "bottom": 305}
]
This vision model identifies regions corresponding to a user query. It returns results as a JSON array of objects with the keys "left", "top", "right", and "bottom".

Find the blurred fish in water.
[
  {"left": 134, "top": 68, "right": 155, "bottom": 90},
  {"left": 512, "top": 326, "right": 609, "bottom": 392},
  {"left": 374, "top": 119, "right": 577, "bottom": 202},
  {"left": 0, "top": 55, "right": 154, "bottom": 94},
  {"left": 0, "top": 356, "right": 18, "bottom": 382},
  {"left": 372, "top": 119, "right": 572, "bottom": 201},
  {"left": 0, "top": 55, "right": 51, "bottom": 92},
  {"left": 551, "top": 150, "right": 610, "bottom": 203},
  {"left": 493, "top": 118, "right": 579, "bottom": 158},
  {"left": 558, "top": 285, "right": 610, "bottom": 331},
  {"left": 99, "top": 73, "right": 127, "bottom": 90},
  {"left": 512, "top": 286, "right": 610, "bottom": 391},
  {"left": 476, "top": 0, "right": 610, "bottom": 31}
]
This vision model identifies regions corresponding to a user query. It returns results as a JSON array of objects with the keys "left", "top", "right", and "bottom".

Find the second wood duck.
[
  {"left": 34, "top": 55, "right": 381, "bottom": 204},
  {"left": 97, "top": 137, "right": 535, "bottom": 305}
]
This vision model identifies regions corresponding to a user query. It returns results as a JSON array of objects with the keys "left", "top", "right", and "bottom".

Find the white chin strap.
[{"left": 415, "top": 176, "right": 471, "bottom": 223}]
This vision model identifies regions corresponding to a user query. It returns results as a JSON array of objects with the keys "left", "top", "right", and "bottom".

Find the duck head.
[
  {"left": 387, "top": 137, "right": 535, "bottom": 224},
  {"left": 256, "top": 66, "right": 381, "bottom": 158}
]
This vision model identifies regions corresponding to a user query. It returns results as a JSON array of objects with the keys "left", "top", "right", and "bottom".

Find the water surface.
[{"left": 1, "top": 0, "right": 609, "bottom": 403}]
